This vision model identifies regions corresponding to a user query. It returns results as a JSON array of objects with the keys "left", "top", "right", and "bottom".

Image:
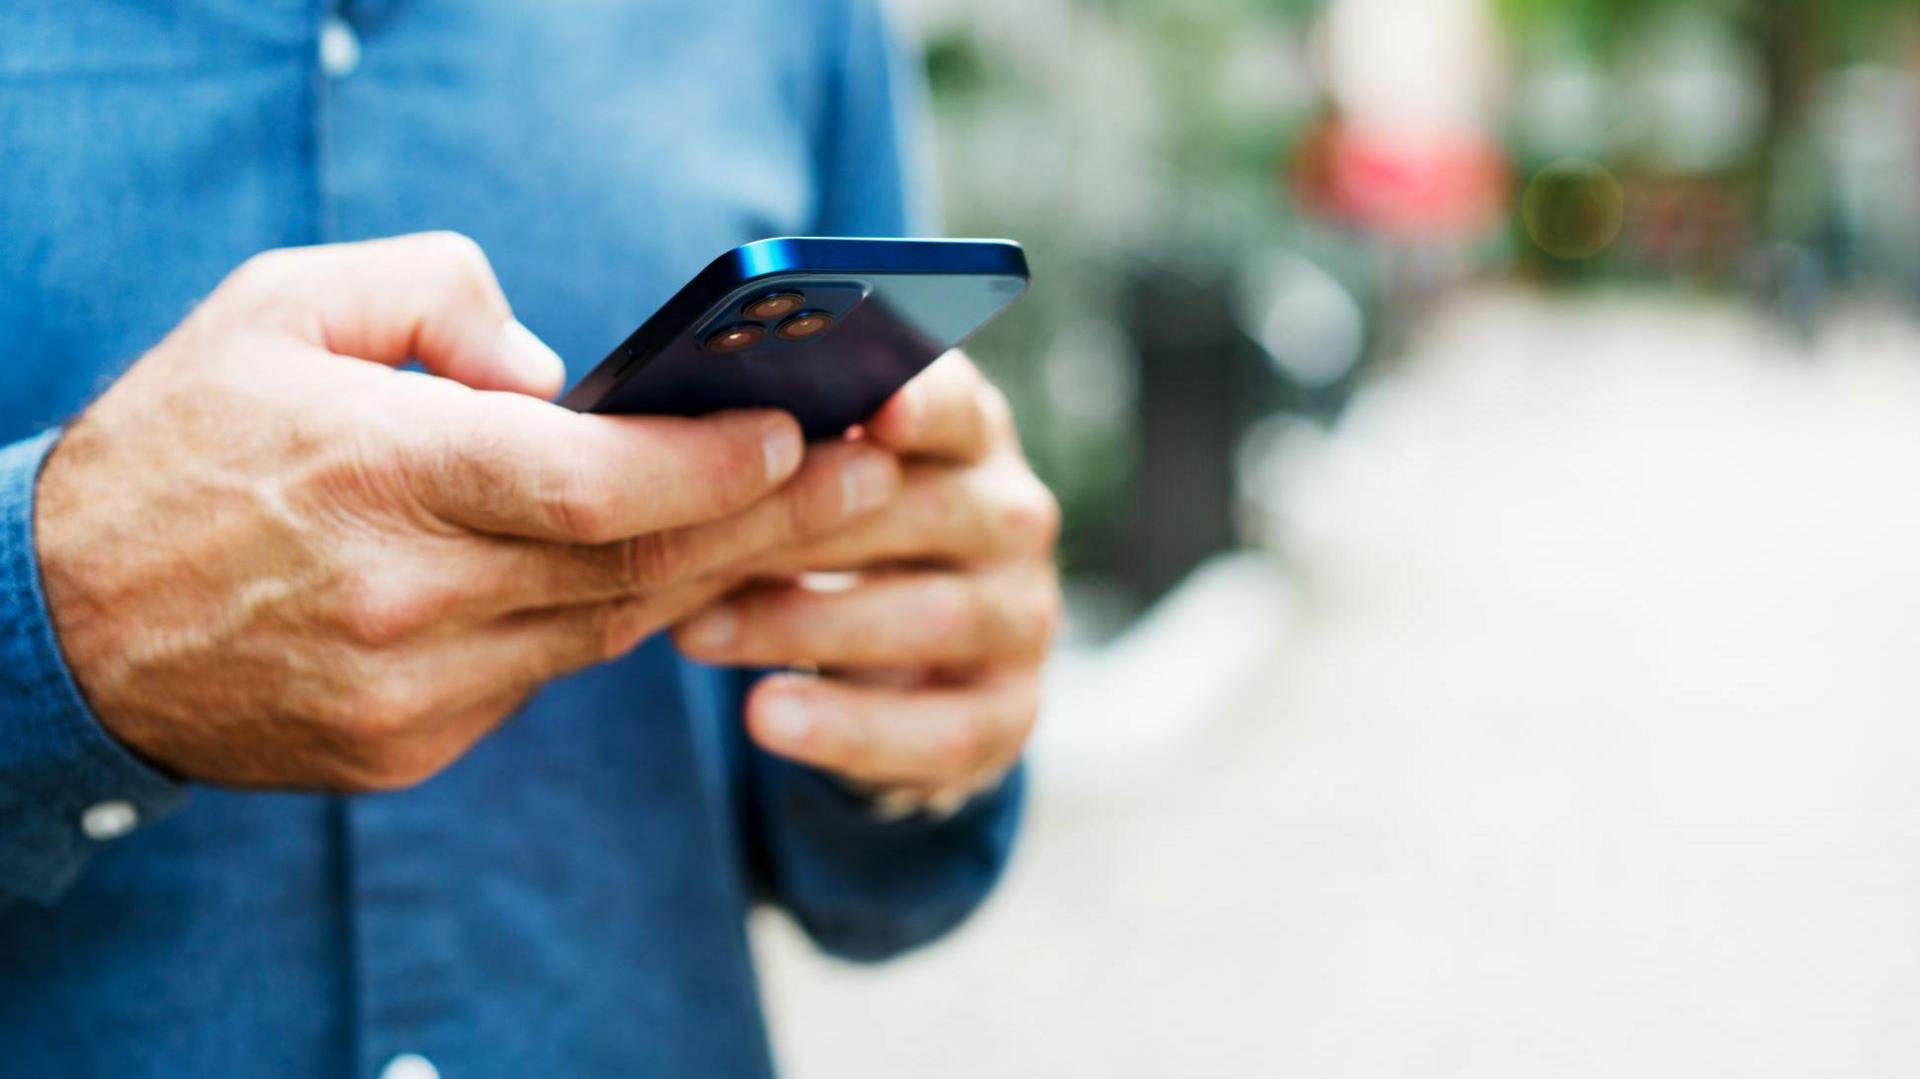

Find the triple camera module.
[{"left": 704, "top": 290, "right": 835, "bottom": 352}]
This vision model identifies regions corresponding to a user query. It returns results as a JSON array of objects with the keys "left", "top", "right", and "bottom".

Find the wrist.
[
  {"left": 0, "top": 428, "right": 187, "bottom": 901},
  {"left": 33, "top": 417, "right": 130, "bottom": 742}
]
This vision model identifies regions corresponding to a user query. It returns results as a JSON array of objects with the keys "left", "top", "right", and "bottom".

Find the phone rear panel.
[{"left": 562, "top": 238, "right": 1030, "bottom": 439}]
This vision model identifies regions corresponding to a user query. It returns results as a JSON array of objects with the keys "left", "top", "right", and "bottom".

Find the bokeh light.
[{"left": 1521, "top": 159, "right": 1627, "bottom": 260}]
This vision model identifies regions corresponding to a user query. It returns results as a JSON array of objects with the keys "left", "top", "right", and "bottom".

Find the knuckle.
[
  {"left": 978, "top": 382, "right": 1015, "bottom": 437},
  {"left": 416, "top": 232, "right": 508, "bottom": 316},
  {"left": 1011, "top": 574, "right": 1063, "bottom": 656},
  {"left": 228, "top": 247, "right": 296, "bottom": 291},
  {"left": 712, "top": 429, "right": 774, "bottom": 507},
  {"left": 623, "top": 532, "right": 693, "bottom": 590},
  {"left": 417, "top": 424, "right": 508, "bottom": 512},
  {"left": 542, "top": 459, "right": 619, "bottom": 543},
  {"left": 1036, "top": 580, "right": 1064, "bottom": 646},
  {"left": 779, "top": 470, "right": 825, "bottom": 540},
  {"left": 1001, "top": 475, "right": 1062, "bottom": 552},
  {"left": 218, "top": 252, "right": 312, "bottom": 323},
  {"left": 336, "top": 571, "right": 436, "bottom": 646},
  {"left": 419, "top": 230, "right": 491, "bottom": 276}
]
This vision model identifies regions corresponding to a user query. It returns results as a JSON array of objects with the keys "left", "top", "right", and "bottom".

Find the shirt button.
[
  {"left": 318, "top": 14, "right": 362, "bottom": 78},
  {"left": 380, "top": 1054, "right": 440, "bottom": 1079},
  {"left": 80, "top": 800, "right": 140, "bottom": 842}
]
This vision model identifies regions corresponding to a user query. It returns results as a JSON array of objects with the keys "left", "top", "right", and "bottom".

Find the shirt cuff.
[
  {"left": 0, "top": 429, "right": 187, "bottom": 905},
  {"left": 756, "top": 756, "right": 1025, "bottom": 959}
]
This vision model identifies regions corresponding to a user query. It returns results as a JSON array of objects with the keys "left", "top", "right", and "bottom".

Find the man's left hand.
[{"left": 674, "top": 353, "right": 1061, "bottom": 814}]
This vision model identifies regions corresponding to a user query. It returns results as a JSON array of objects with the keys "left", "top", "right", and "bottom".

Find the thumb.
[{"left": 231, "top": 231, "right": 567, "bottom": 398}]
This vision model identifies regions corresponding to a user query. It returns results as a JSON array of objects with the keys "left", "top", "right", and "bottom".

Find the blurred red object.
[
  {"left": 1294, "top": 114, "right": 1509, "bottom": 242},
  {"left": 1623, "top": 174, "right": 1748, "bottom": 273}
]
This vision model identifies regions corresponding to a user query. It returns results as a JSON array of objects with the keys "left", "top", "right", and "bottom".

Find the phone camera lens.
[
  {"left": 704, "top": 324, "right": 766, "bottom": 352},
  {"left": 744, "top": 292, "right": 806, "bottom": 320},
  {"left": 774, "top": 311, "right": 834, "bottom": 341}
]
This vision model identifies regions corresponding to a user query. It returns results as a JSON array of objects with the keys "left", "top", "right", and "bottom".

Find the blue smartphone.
[{"left": 561, "top": 237, "right": 1031, "bottom": 438}]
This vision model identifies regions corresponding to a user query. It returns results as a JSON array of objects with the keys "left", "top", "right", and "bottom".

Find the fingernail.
[
  {"left": 759, "top": 693, "right": 812, "bottom": 746},
  {"left": 499, "top": 318, "right": 567, "bottom": 394},
  {"left": 763, "top": 424, "right": 803, "bottom": 482},
  {"left": 680, "top": 607, "right": 737, "bottom": 653},
  {"left": 840, "top": 453, "right": 894, "bottom": 516}
]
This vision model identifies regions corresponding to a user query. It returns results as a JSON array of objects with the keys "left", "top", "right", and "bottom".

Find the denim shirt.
[{"left": 0, "top": 2, "right": 1023, "bottom": 1075}]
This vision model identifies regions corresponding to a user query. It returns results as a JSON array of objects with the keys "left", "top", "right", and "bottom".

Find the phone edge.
[{"left": 559, "top": 238, "right": 1028, "bottom": 413}]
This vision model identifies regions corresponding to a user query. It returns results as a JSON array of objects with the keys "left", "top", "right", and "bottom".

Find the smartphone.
[{"left": 560, "top": 237, "right": 1030, "bottom": 438}]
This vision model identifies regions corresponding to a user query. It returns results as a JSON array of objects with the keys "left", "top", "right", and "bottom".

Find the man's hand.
[
  {"left": 37, "top": 233, "right": 901, "bottom": 792},
  {"left": 674, "top": 354, "right": 1060, "bottom": 812}
]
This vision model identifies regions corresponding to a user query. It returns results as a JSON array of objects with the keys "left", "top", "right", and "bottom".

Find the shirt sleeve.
[
  {"left": 810, "top": 0, "right": 940, "bottom": 238},
  {"left": 0, "top": 429, "right": 187, "bottom": 907},
  {"left": 747, "top": 744, "right": 1024, "bottom": 962},
  {"left": 691, "top": 661, "right": 1024, "bottom": 962}
]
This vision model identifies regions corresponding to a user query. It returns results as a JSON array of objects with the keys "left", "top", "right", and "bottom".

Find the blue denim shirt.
[{"left": 0, "top": 2, "right": 1024, "bottom": 1075}]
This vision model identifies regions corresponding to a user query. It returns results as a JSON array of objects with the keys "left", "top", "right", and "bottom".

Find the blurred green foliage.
[
  {"left": 917, "top": 0, "right": 1920, "bottom": 574},
  {"left": 1494, "top": 0, "right": 1910, "bottom": 56},
  {"left": 916, "top": 0, "right": 1330, "bottom": 568}
]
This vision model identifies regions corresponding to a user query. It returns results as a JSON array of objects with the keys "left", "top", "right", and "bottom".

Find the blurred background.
[{"left": 756, "top": 1, "right": 1920, "bottom": 1075}]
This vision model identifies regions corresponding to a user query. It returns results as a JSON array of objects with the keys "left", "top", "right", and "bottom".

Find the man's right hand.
[{"left": 34, "top": 233, "right": 900, "bottom": 792}]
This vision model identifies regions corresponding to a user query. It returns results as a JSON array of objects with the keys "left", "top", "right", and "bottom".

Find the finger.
[
  {"left": 675, "top": 564, "right": 1059, "bottom": 668},
  {"left": 460, "top": 597, "right": 670, "bottom": 686},
  {"left": 352, "top": 594, "right": 678, "bottom": 736},
  {"left": 460, "top": 439, "right": 899, "bottom": 614},
  {"left": 326, "top": 581, "right": 740, "bottom": 786},
  {"left": 338, "top": 576, "right": 739, "bottom": 791},
  {"left": 401, "top": 389, "right": 807, "bottom": 543},
  {"left": 744, "top": 668, "right": 1039, "bottom": 788},
  {"left": 865, "top": 352, "right": 1005, "bottom": 465},
  {"left": 229, "top": 232, "right": 566, "bottom": 398},
  {"left": 745, "top": 457, "right": 1059, "bottom": 573}
]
